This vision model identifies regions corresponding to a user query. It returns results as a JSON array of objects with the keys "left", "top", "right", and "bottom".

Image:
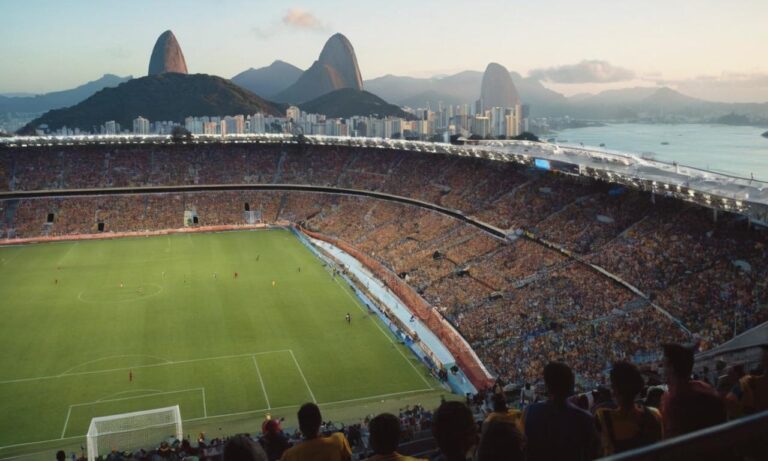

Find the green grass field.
[{"left": 0, "top": 229, "right": 442, "bottom": 457}]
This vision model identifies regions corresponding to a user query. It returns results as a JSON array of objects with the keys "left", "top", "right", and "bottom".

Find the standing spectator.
[
  {"left": 280, "top": 403, "right": 352, "bottom": 461},
  {"left": 367, "top": 413, "right": 424, "bottom": 461},
  {"left": 476, "top": 420, "right": 524, "bottom": 461},
  {"left": 224, "top": 434, "right": 268, "bottom": 461},
  {"left": 735, "top": 345, "right": 768, "bottom": 415},
  {"left": 660, "top": 343, "right": 725, "bottom": 438},
  {"left": 431, "top": 401, "right": 477, "bottom": 461},
  {"left": 482, "top": 394, "right": 522, "bottom": 434},
  {"left": 596, "top": 361, "right": 662, "bottom": 456},
  {"left": 523, "top": 362, "right": 599, "bottom": 461},
  {"left": 260, "top": 419, "right": 291, "bottom": 461}
]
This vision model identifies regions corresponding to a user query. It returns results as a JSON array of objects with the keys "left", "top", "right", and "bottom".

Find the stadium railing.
[{"left": 598, "top": 409, "right": 768, "bottom": 460}]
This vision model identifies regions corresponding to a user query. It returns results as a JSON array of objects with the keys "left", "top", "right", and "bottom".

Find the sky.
[{"left": 1, "top": 0, "right": 767, "bottom": 102}]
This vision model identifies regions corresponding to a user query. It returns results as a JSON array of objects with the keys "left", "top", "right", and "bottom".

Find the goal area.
[{"left": 86, "top": 405, "right": 182, "bottom": 461}]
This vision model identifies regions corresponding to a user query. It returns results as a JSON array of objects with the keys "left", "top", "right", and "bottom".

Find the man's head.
[
  {"left": 297, "top": 403, "right": 322, "bottom": 439},
  {"left": 662, "top": 343, "right": 694, "bottom": 383},
  {"left": 369, "top": 413, "right": 401, "bottom": 455},
  {"left": 610, "top": 361, "right": 645, "bottom": 404},
  {"left": 491, "top": 393, "right": 507, "bottom": 413},
  {"left": 543, "top": 362, "right": 574, "bottom": 401},
  {"left": 56, "top": 451, "right": 66, "bottom": 461},
  {"left": 432, "top": 401, "right": 477, "bottom": 459},
  {"left": 223, "top": 434, "right": 268, "bottom": 461},
  {"left": 477, "top": 420, "right": 523, "bottom": 461}
]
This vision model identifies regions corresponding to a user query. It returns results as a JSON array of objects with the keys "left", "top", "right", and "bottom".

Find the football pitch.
[{"left": 0, "top": 229, "right": 441, "bottom": 456}]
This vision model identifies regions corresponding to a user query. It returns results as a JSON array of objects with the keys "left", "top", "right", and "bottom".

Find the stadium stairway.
[{"left": 1, "top": 199, "right": 19, "bottom": 238}]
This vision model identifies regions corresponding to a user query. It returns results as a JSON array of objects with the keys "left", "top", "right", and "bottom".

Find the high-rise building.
[
  {"left": 104, "top": 120, "right": 117, "bottom": 135},
  {"left": 132, "top": 116, "right": 150, "bottom": 135}
]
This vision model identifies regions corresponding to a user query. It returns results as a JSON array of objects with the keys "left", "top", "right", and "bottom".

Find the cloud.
[
  {"left": 530, "top": 60, "right": 635, "bottom": 83},
  {"left": 282, "top": 8, "right": 327, "bottom": 31}
]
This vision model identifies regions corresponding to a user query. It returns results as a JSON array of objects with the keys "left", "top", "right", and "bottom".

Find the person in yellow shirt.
[
  {"left": 482, "top": 394, "right": 523, "bottom": 434},
  {"left": 280, "top": 403, "right": 352, "bottom": 461},
  {"left": 366, "top": 413, "right": 425, "bottom": 461},
  {"left": 737, "top": 346, "right": 768, "bottom": 416},
  {"left": 596, "top": 361, "right": 662, "bottom": 456}
]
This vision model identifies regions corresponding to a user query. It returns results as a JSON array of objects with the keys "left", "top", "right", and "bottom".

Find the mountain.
[
  {"left": 274, "top": 33, "right": 363, "bottom": 104},
  {"left": 479, "top": 63, "right": 520, "bottom": 109},
  {"left": 19, "top": 73, "right": 283, "bottom": 134},
  {"left": 231, "top": 60, "right": 303, "bottom": 98},
  {"left": 148, "top": 30, "right": 188, "bottom": 76},
  {"left": 0, "top": 74, "right": 131, "bottom": 114},
  {"left": 298, "top": 88, "right": 411, "bottom": 119},
  {"left": 365, "top": 70, "right": 567, "bottom": 115}
]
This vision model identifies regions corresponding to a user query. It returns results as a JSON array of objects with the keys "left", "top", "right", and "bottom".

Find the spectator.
[
  {"left": 367, "top": 413, "right": 423, "bottom": 461},
  {"left": 482, "top": 394, "right": 522, "bottom": 433},
  {"left": 224, "top": 434, "right": 268, "bottom": 461},
  {"left": 476, "top": 420, "right": 524, "bottom": 461},
  {"left": 523, "top": 362, "right": 599, "bottom": 461},
  {"left": 735, "top": 345, "right": 768, "bottom": 415},
  {"left": 260, "top": 419, "right": 291, "bottom": 461},
  {"left": 660, "top": 343, "right": 725, "bottom": 438},
  {"left": 279, "top": 403, "right": 352, "bottom": 461},
  {"left": 431, "top": 401, "right": 477, "bottom": 461},
  {"left": 56, "top": 451, "right": 66, "bottom": 461},
  {"left": 596, "top": 361, "right": 662, "bottom": 456}
]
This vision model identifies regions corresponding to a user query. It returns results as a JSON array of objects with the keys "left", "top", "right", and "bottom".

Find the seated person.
[{"left": 279, "top": 403, "right": 352, "bottom": 461}]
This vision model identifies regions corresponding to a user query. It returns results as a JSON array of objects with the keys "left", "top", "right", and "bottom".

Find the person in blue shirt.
[{"left": 523, "top": 362, "right": 599, "bottom": 461}]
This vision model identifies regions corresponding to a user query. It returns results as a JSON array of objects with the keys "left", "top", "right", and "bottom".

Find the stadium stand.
[{"left": 1, "top": 140, "right": 767, "bottom": 459}]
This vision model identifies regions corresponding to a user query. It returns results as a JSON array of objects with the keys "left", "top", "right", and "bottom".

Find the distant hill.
[
  {"left": 19, "top": 73, "right": 283, "bottom": 134},
  {"left": 0, "top": 74, "right": 131, "bottom": 114},
  {"left": 299, "top": 88, "right": 411, "bottom": 119},
  {"left": 364, "top": 70, "right": 567, "bottom": 116},
  {"left": 274, "top": 33, "right": 364, "bottom": 104},
  {"left": 232, "top": 60, "right": 303, "bottom": 98}
]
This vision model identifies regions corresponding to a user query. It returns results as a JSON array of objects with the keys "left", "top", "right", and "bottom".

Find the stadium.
[{"left": 1, "top": 134, "right": 767, "bottom": 460}]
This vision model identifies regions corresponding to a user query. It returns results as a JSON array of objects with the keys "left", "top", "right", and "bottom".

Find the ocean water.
[{"left": 553, "top": 123, "right": 768, "bottom": 181}]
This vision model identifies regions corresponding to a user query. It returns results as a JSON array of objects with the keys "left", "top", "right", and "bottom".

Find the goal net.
[{"left": 86, "top": 405, "right": 182, "bottom": 461}]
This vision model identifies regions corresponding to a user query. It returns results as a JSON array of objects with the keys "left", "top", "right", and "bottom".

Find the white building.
[{"left": 132, "top": 116, "right": 150, "bottom": 135}]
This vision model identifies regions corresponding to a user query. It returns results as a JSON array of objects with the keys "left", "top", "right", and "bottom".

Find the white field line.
[
  {"left": 60, "top": 407, "right": 72, "bottom": 439},
  {"left": 96, "top": 389, "right": 164, "bottom": 402},
  {"left": 331, "top": 275, "right": 434, "bottom": 388},
  {"left": 4, "top": 387, "right": 439, "bottom": 451},
  {"left": 60, "top": 388, "right": 205, "bottom": 440},
  {"left": 252, "top": 356, "right": 271, "bottom": 409},
  {"left": 59, "top": 354, "right": 172, "bottom": 376},
  {"left": 184, "top": 387, "right": 436, "bottom": 422},
  {"left": 288, "top": 350, "right": 317, "bottom": 403},
  {"left": 202, "top": 387, "right": 208, "bottom": 418},
  {"left": 0, "top": 349, "right": 292, "bottom": 385}
]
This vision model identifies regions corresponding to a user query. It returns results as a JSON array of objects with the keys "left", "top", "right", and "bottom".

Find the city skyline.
[{"left": 1, "top": 0, "right": 767, "bottom": 102}]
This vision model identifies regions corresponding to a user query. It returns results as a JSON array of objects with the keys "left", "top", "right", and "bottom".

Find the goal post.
[{"left": 86, "top": 405, "right": 182, "bottom": 461}]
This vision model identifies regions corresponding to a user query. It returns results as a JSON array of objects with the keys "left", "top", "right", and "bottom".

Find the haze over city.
[{"left": 2, "top": 0, "right": 768, "bottom": 102}]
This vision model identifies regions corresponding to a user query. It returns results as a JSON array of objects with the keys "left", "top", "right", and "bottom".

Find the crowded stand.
[{"left": 1, "top": 142, "right": 767, "bottom": 390}]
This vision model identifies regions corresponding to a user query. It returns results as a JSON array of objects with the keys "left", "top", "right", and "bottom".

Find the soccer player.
[
  {"left": 129, "top": 370, "right": 133, "bottom": 382},
  {"left": 234, "top": 272, "right": 239, "bottom": 279},
  {"left": 272, "top": 280, "right": 276, "bottom": 288},
  {"left": 346, "top": 313, "right": 351, "bottom": 324},
  {"left": 120, "top": 282, "right": 124, "bottom": 288},
  {"left": 54, "top": 279, "right": 58, "bottom": 285}
]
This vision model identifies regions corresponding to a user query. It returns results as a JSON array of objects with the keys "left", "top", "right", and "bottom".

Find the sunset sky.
[{"left": 2, "top": 0, "right": 767, "bottom": 102}]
